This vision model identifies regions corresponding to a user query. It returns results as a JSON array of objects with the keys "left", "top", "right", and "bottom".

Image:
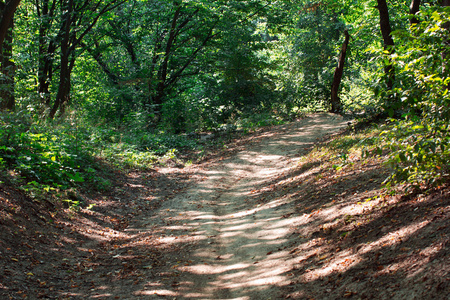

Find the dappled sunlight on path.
[
  {"left": 61, "top": 112, "right": 448, "bottom": 299},
  {"left": 134, "top": 113, "right": 348, "bottom": 299},
  {"left": 3, "top": 113, "right": 447, "bottom": 299}
]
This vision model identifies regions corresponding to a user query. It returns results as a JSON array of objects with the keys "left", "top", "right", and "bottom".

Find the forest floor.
[{"left": 1, "top": 113, "right": 449, "bottom": 299}]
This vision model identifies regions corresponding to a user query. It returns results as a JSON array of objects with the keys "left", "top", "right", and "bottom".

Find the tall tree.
[
  {"left": 0, "top": 0, "right": 19, "bottom": 51},
  {"left": 149, "top": 1, "right": 218, "bottom": 111},
  {"left": 48, "top": 0, "right": 125, "bottom": 119},
  {"left": 35, "top": 0, "right": 58, "bottom": 106},
  {"left": 84, "top": 0, "right": 276, "bottom": 126},
  {"left": 0, "top": 11, "right": 13, "bottom": 110},
  {"left": 376, "top": 0, "right": 395, "bottom": 92},
  {"left": 291, "top": 2, "right": 345, "bottom": 106},
  {"left": 0, "top": 0, "right": 20, "bottom": 110},
  {"left": 330, "top": 29, "right": 349, "bottom": 113}
]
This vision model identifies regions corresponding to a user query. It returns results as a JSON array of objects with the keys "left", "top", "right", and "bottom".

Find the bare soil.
[{"left": 1, "top": 113, "right": 449, "bottom": 299}]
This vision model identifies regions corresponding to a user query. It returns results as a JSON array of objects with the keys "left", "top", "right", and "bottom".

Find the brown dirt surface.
[{"left": 1, "top": 113, "right": 449, "bottom": 299}]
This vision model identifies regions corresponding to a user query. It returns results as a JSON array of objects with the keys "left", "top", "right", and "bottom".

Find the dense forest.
[
  {"left": 0, "top": 0, "right": 449, "bottom": 196},
  {"left": 0, "top": 1, "right": 449, "bottom": 298}
]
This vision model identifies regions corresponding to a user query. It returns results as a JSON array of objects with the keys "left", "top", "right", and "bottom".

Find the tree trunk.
[
  {"left": 0, "top": 12, "right": 14, "bottom": 111},
  {"left": 38, "top": 42, "right": 56, "bottom": 105},
  {"left": 153, "top": 3, "right": 181, "bottom": 106},
  {"left": 49, "top": 52, "right": 71, "bottom": 119},
  {"left": 37, "top": 0, "right": 57, "bottom": 105},
  {"left": 376, "top": 0, "right": 395, "bottom": 91},
  {"left": 48, "top": 0, "right": 72, "bottom": 119},
  {"left": 409, "top": 0, "right": 421, "bottom": 25},
  {"left": 47, "top": 0, "right": 124, "bottom": 118},
  {"left": 330, "top": 29, "right": 349, "bottom": 114},
  {"left": 0, "top": 0, "right": 20, "bottom": 52},
  {"left": 0, "top": 0, "right": 20, "bottom": 111}
]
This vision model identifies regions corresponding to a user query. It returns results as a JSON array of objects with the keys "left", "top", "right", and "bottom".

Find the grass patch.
[{"left": 300, "top": 123, "right": 384, "bottom": 171}]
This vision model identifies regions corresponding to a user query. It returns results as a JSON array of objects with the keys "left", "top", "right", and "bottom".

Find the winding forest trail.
[
  {"left": 146, "top": 113, "right": 348, "bottom": 299},
  {"left": 2, "top": 112, "right": 448, "bottom": 299}
]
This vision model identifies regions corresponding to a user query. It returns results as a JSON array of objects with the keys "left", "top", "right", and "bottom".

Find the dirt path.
[
  {"left": 2, "top": 113, "right": 448, "bottom": 299},
  {"left": 144, "top": 113, "right": 348, "bottom": 299}
]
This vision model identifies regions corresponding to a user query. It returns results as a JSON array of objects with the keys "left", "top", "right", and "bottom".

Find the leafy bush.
[
  {"left": 381, "top": 119, "right": 449, "bottom": 187},
  {"left": 0, "top": 111, "right": 152, "bottom": 201},
  {"left": 0, "top": 109, "right": 204, "bottom": 201},
  {"left": 237, "top": 111, "right": 285, "bottom": 132},
  {"left": 379, "top": 6, "right": 450, "bottom": 187},
  {"left": 0, "top": 111, "right": 94, "bottom": 189},
  {"left": 97, "top": 142, "right": 159, "bottom": 169}
]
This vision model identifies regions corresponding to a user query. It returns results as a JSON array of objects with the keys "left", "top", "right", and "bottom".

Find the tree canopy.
[{"left": 1, "top": 0, "right": 449, "bottom": 190}]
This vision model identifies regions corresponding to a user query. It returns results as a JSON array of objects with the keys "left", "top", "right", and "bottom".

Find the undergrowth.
[
  {"left": 303, "top": 118, "right": 449, "bottom": 194},
  {"left": 0, "top": 109, "right": 288, "bottom": 206},
  {"left": 3, "top": 106, "right": 446, "bottom": 208},
  {"left": 0, "top": 111, "right": 203, "bottom": 205},
  {"left": 301, "top": 123, "right": 383, "bottom": 170}
]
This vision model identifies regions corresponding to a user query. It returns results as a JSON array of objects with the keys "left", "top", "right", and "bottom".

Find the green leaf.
[
  {"left": 67, "top": 173, "right": 85, "bottom": 183},
  {"left": 430, "top": 142, "right": 436, "bottom": 153},
  {"left": 376, "top": 147, "right": 383, "bottom": 155},
  {"left": 399, "top": 152, "right": 407, "bottom": 162},
  {"left": 388, "top": 108, "right": 394, "bottom": 118}
]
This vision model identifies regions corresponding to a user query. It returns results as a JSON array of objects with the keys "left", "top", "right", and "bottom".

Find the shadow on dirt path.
[
  {"left": 3, "top": 113, "right": 449, "bottom": 299},
  {"left": 128, "top": 113, "right": 348, "bottom": 299}
]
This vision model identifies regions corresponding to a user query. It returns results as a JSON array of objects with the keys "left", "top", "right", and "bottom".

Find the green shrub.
[{"left": 379, "top": 7, "right": 450, "bottom": 188}]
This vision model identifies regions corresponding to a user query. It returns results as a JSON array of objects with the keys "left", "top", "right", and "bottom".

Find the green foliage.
[
  {"left": 286, "top": 4, "right": 346, "bottom": 108},
  {"left": 6, "top": 0, "right": 450, "bottom": 197},
  {"left": 201, "top": 19, "right": 280, "bottom": 124},
  {"left": 306, "top": 124, "right": 379, "bottom": 162},
  {"left": 159, "top": 91, "right": 213, "bottom": 133},
  {"left": 378, "top": 6, "right": 450, "bottom": 187},
  {"left": 381, "top": 120, "right": 449, "bottom": 187},
  {"left": 0, "top": 111, "right": 93, "bottom": 189},
  {"left": 98, "top": 142, "right": 158, "bottom": 170},
  {"left": 237, "top": 111, "right": 285, "bottom": 133},
  {"left": 0, "top": 110, "right": 31, "bottom": 146},
  {"left": 0, "top": 110, "right": 198, "bottom": 201}
]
